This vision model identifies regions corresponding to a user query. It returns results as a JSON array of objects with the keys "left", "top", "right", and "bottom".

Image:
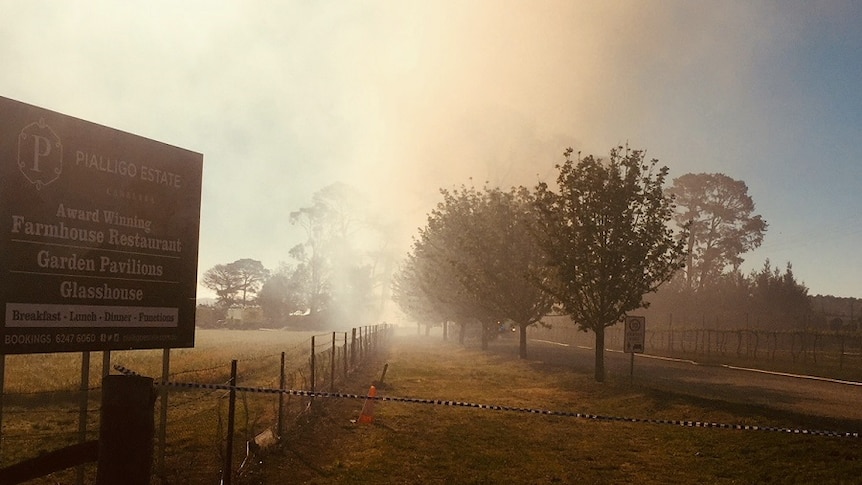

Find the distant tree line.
[
  {"left": 393, "top": 146, "right": 687, "bottom": 381},
  {"left": 392, "top": 146, "right": 837, "bottom": 381},
  {"left": 638, "top": 172, "right": 813, "bottom": 330}
]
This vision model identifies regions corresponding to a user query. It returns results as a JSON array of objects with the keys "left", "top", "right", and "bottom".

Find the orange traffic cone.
[{"left": 357, "top": 385, "right": 377, "bottom": 424}]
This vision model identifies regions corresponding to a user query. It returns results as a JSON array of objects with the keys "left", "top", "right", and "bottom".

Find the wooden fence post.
[
  {"left": 310, "top": 336, "right": 316, "bottom": 395},
  {"left": 668, "top": 313, "right": 673, "bottom": 352},
  {"left": 0, "top": 354, "right": 5, "bottom": 461},
  {"left": 222, "top": 360, "right": 238, "bottom": 485},
  {"left": 157, "top": 348, "right": 170, "bottom": 481},
  {"left": 351, "top": 328, "right": 357, "bottom": 369},
  {"left": 101, "top": 351, "right": 111, "bottom": 378},
  {"left": 330, "top": 332, "right": 336, "bottom": 392},
  {"left": 96, "top": 374, "right": 155, "bottom": 485},
  {"left": 343, "top": 332, "right": 348, "bottom": 380},
  {"left": 278, "top": 352, "right": 285, "bottom": 438},
  {"left": 77, "top": 351, "right": 90, "bottom": 485}
]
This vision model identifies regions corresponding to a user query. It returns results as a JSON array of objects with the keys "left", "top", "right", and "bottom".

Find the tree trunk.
[
  {"left": 686, "top": 229, "right": 696, "bottom": 291},
  {"left": 458, "top": 323, "right": 466, "bottom": 345},
  {"left": 519, "top": 324, "right": 527, "bottom": 359},
  {"left": 594, "top": 325, "right": 605, "bottom": 382}
]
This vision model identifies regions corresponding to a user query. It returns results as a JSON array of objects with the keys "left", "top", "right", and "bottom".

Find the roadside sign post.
[
  {"left": 0, "top": 96, "right": 202, "bottom": 473},
  {"left": 623, "top": 316, "right": 646, "bottom": 381}
]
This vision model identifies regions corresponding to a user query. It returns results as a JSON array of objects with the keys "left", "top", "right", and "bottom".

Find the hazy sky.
[{"left": 3, "top": 1, "right": 861, "bottom": 298}]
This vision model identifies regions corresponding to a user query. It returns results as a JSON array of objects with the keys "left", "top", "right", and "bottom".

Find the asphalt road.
[{"left": 524, "top": 337, "right": 862, "bottom": 428}]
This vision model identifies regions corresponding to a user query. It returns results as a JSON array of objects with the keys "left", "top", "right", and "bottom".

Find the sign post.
[
  {"left": 623, "top": 315, "right": 646, "bottom": 381},
  {"left": 0, "top": 96, "right": 202, "bottom": 354}
]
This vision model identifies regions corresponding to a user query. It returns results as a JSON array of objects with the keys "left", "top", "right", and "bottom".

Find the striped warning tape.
[{"left": 114, "top": 365, "right": 860, "bottom": 439}]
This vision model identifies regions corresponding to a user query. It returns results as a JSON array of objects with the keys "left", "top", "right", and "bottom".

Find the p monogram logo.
[{"left": 17, "top": 118, "right": 63, "bottom": 190}]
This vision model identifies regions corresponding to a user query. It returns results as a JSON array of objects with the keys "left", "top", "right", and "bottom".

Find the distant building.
[{"left": 226, "top": 306, "right": 264, "bottom": 327}]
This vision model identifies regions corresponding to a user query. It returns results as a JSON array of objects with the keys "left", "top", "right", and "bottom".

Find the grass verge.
[{"left": 244, "top": 333, "right": 862, "bottom": 484}]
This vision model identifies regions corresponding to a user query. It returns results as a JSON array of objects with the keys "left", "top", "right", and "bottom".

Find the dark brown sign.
[{"left": 0, "top": 96, "right": 202, "bottom": 353}]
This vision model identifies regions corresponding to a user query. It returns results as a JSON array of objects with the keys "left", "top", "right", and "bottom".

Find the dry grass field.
[
  {"left": 243, "top": 331, "right": 862, "bottom": 484},
  {"left": 0, "top": 329, "right": 334, "bottom": 484},
  {"left": 2, "top": 327, "right": 859, "bottom": 483}
]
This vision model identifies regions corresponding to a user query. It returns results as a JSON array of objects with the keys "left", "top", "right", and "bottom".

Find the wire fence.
[
  {"left": 531, "top": 318, "right": 862, "bottom": 375},
  {"left": 0, "top": 323, "right": 392, "bottom": 484}
]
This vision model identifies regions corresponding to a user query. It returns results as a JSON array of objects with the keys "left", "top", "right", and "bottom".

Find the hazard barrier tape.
[{"left": 114, "top": 365, "right": 860, "bottom": 439}]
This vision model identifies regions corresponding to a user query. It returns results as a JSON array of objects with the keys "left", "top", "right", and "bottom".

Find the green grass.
[{"left": 246, "top": 333, "right": 862, "bottom": 484}]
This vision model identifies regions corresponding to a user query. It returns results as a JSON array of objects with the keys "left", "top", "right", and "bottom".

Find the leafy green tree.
[
  {"left": 669, "top": 173, "right": 767, "bottom": 291},
  {"left": 258, "top": 262, "right": 308, "bottom": 324},
  {"left": 394, "top": 184, "right": 555, "bottom": 354},
  {"left": 201, "top": 259, "right": 269, "bottom": 308},
  {"left": 202, "top": 263, "right": 242, "bottom": 307},
  {"left": 534, "top": 146, "right": 686, "bottom": 382},
  {"left": 394, "top": 190, "right": 487, "bottom": 342},
  {"left": 448, "top": 185, "right": 555, "bottom": 357},
  {"left": 230, "top": 258, "right": 269, "bottom": 305},
  {"left": 749, "top": 260, "right": 811, "bottom": 328}
]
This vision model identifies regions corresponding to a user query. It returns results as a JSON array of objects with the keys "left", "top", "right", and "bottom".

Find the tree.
[
  {"left": 289, "top": 183, "right": 393, "bottom": 326},
  {"left": 391, "top": 254, "right": 446, "bottom": 335},
  {"left": 201, "top": 259, "right": 268, "bottom": 308},
  {"left": 289, "top": 205, "right": 330, "bottom": 317},
  {"left": 393, "top": 184, "right": 555, "bottom": 354},
  {"left": 669, "top": 173, "right": 767, "bottom": 291},
  {"left": 534, "top": 146, "right": 686, "bottom": 382},
  {"left": 393, "top": 189, "right": 488, "bottom": 342},
  {"left": 749, "top": 260, "right": 811, "bottom": 328},
  {"left": 201, "top": 263, "right": 242, "bottom": 307},
  {"left": 230, "top": 258, "right": 269, "bottom": 305},
  {"left": 450, "top": 185, "right": 555, "bottom": 357},
  {"left": 257, "top": 262, "right": 308, "bottom": 324},
  {"left": 290, "top": 183, "right": 365, "bottom": 317}
]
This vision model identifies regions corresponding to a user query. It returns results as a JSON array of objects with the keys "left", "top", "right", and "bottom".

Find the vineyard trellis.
[{"left": 530, "top": 318, "right": 862, "bottom": 374}]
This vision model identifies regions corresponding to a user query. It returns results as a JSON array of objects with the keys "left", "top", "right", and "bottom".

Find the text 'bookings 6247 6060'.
[{"left": 0, "top": 96, "right": 202, "bottom": 354}]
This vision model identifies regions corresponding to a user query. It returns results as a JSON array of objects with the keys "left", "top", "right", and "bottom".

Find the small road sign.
[{"left": 624, "top": 316, "right": 646, "bottom": 353}]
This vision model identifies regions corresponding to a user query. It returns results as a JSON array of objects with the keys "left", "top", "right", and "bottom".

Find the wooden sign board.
[{"left": 0, "top": 96, "right": 202, "bottom": 354}]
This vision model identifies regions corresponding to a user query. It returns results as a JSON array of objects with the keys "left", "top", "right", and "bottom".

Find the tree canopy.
[
  {"left": 534, "top": 147, "right": 686, "bottom": 381},
  {"left": 669, "top": 173, "right": 767, "bottom": 291},
  {"left": 201, "top": 258, "right": 268, "bottom": 308},
  {"left": 257, "top": 262, "right": 308, "bottom": 322},
  {"left": 393, "top": 184, "right": 555, "bottom": 354}
]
